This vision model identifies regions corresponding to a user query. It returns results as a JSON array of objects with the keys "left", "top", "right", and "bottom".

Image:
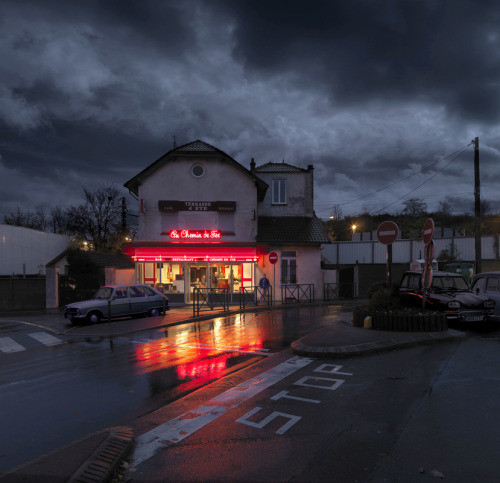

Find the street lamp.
[{"left": 352, "top": 224, "right": 357, "bottom": 234}]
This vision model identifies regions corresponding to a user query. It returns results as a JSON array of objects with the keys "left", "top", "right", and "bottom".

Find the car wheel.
[
  {"left": 87, "top": 311, "right": 102, "bottom": 324},
  {"left": 148, "top": 308, "right": 160, "bottom": 317}
]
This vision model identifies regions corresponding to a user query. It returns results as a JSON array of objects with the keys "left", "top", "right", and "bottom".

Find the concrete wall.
[
  {"left": 256, "top": 169, "right": 314, "bottom": 216},
  {"left": 258, "top": 245, "right": 323, "bottom": 300}
]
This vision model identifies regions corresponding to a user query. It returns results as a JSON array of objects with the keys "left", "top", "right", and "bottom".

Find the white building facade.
[
  {"left": 123, "top": 140, "right": 329, "bottom": 303},
  {"left": 0, "top": 224, "right": 68, "bottom": 276}
]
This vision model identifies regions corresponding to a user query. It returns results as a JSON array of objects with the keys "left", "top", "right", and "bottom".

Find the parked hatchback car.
[
  {"left": 470, "top": 272, "right": 500, "bottom": 319},
  {"left": 64, "top": 284, "right": 170, "bottom": 324},
  {"left": 399, "top": 271, "right": 495, "bottom": 325}
]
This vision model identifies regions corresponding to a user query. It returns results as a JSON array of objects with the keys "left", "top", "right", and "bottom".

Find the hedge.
[{"left": 353, "top": 308, "right": 448, "bottom": 332}]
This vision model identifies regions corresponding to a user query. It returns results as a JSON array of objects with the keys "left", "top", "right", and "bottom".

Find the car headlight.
[
  {"left": 448, "top": 300, "right": 461, "bottom": 309},
  {"left": 483, "top": 300, "right": 495, "bottom": 309}
]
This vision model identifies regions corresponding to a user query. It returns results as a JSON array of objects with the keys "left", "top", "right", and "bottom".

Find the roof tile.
[{"left": 257, "top": 216, "right": 330, "bottom": 243}]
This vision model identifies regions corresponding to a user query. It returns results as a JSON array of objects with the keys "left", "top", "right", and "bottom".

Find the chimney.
[{"left": 250, "top": 158, "right": 256, "bottom": 172}]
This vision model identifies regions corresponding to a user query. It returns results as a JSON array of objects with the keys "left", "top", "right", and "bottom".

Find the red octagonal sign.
[
  {"left": 377, "top": 221, "right": 399, "bottom": 245},
  {"left": 269, "top": 251, "right": 278, "bottom": 264},
  {"left": 423, "top": 218, "right": 434, "bottom": 245}
]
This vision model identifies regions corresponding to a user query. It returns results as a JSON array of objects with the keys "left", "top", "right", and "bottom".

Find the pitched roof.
[
  {"left": 257, "top": 216, "right": 330, "bottom": 244},
  {"left": 254, "top": 162, "right": 307, "bottom": 173},
  {"left": 124, "top": 140, "right": 268, "bottom": 200},
  {"left": 175, "top": 140, "right": 220, "bottom": 152}
]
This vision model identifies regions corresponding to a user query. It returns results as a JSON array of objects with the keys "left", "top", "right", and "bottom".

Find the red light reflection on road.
[
  {"left": 134, "top": 314, "right": 265, "bottom": 382},
  {"left": 176, "top": 354, "right": 230, "bottom": 383}
]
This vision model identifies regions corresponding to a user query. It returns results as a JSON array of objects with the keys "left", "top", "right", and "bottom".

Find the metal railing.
[
  {"left": 323, "top": 283, "right": 357, "bottom": 301},
  {"left": 192, "top": 287, "right": 229, "bottom": 317},
  {"left": 281, "top": 284, "right": 314, "bottom": 304},
  {"left": 239, "top": 285, "right": 273, "bottom": 310}
]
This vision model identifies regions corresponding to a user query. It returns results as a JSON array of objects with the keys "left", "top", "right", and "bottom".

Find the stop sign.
[
  {"left": 269, "top": 251, "right": 278, "bottom": 264},
  {"left": 377, "top": 221, "right": 399, "bottom": 245},
  {"left": 423, "top": 218, "right": 434, "bottom": 245}
]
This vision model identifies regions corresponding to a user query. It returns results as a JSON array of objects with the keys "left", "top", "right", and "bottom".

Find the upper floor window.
[{"left": 272, "top": 179, "right": 287, "bottom": 204}]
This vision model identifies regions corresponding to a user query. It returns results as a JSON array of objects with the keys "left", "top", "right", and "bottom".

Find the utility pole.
[
  {"left": 121, "top": 197, "right": 127, "bottom": 233},
  {"left": 474, "top": 137, "right": 482, "bottom": 274}
]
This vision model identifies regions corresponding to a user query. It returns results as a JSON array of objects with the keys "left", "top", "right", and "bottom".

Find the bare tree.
[
  {"left": 3, "top": 206, "right": 68, "bottom": 233},
  {"left": 402, "top": 198, "right": 427, "bottom": 217},
  {"left": 66, "top": 184, "right": 125, "bottom": 252}
]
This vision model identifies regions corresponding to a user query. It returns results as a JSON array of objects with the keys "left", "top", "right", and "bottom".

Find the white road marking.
[
  {"left": 28, "top": 332, "right": 64, "bottom": 346},
  {"left": 236, "top": 406, "right": 302, "bottom": 435},
  {"left": 314, "top": 364, "right": 353, "bottom": 376},
  {"left": 132, "top": 356, "right": 314, "bottom": 467},
  {"left": 270, "top": 390, "right": 321, "bottom": 404},
  {"left": 294, "top": 376, "right": 345, "bottom": 391},
  {"left": 0, "top": 337, "right": 26, "bottom": 353}
]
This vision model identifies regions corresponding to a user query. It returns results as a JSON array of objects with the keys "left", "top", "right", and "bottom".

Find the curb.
[
  {"left": 0, "top": 427, "right": 134, "bottom": 483},
  {"left": 68, "top": 427, "right": 134, "bottom": 483},
  {"left": 290, "top": 329, "right": 466, "bottom": 358}
]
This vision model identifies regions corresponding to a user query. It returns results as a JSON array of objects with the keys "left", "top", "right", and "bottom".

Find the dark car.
[
  {"left": 64, "top": 284, "right": 170, "bottom": 324},
  {"left": 470, "top": 271, "right": 500, "bottom": 319},
  {"left": 399, "top": 271, "right": 495, "bottom": 324}
]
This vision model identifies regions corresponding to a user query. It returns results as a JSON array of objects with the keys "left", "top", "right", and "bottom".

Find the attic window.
[{"left": 192, "top": 164, "right": 205, "bottom": 178}]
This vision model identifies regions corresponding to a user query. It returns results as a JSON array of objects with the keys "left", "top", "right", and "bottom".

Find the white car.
[
  {"left": 470, "top": 272, "right": 500, "bottom": 319},
  {"left": 64, "top": 284, "right": 170, "bottom": 324}
]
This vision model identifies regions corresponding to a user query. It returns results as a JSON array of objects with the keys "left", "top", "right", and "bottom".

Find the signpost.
[
  {"left": 269, "top": 251, "right": 278, "bottom": 304},
  {"left": 422, "top": 219, "right": 435, "bottom": 310},
  {"left": 377, "top": 221, "right": 399, "bottom": 288}
]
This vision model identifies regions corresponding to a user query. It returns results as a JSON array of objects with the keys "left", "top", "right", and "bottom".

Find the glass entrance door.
[{"left": 187, "top": 264, "right": 208, "bottom": 303}]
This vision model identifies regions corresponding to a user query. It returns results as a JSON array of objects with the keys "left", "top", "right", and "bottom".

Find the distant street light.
[{"left": 352, "top": 224, "right": 357, "bottom": 233}]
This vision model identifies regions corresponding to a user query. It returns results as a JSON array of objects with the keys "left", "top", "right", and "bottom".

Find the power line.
[
  {"left": 317, "top": 142, "right": 474, "bottom": 214},
  {"left": 374, "top": 143, "right": 472, "bottom": 214}
]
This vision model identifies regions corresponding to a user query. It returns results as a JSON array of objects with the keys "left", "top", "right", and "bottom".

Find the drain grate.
[{"left": 68, "top": 427, "right": 134, "bottom": 483}]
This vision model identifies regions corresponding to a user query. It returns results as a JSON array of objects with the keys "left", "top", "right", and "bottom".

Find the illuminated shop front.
[
  {"left": 122, "top": 140, "right": 329, "bottom": 304},
  {"left": 122, "top": 239, "right": 259, "bottom": 303}
]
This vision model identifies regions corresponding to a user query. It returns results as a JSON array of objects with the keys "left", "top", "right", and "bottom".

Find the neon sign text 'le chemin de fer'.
[{"left": 169, "top": 229, "right": 222, "bottom": 240}]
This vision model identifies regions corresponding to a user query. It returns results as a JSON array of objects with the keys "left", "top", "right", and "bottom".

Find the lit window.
[{"left": 272, "top": 179, "right": 286, "bottom": 204}]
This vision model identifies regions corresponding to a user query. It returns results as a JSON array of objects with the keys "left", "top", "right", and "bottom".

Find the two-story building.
[{"left": 122, "top": 140, "right": 329, "bottom": 303}]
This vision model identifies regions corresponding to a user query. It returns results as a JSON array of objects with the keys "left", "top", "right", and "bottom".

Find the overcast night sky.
[{"left": 1, "top": 0, "right": 500, "bottom": 222}]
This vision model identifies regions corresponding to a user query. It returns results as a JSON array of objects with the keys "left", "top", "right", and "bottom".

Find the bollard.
[{"left": 363, "top": 316, "right": 372, "bottom": 329}]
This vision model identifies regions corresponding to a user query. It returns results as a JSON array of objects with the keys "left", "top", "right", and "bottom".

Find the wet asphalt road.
[{"left": 0, "top": 305, "right": 344, "bottom": 472}]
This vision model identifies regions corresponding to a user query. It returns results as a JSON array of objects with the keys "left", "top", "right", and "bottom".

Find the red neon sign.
[
  {"left": 170, "top": 229, "right": 222, "bottom": 240},
  {"left": 125, "top": 245, "right": 258, "bottom": 262}
]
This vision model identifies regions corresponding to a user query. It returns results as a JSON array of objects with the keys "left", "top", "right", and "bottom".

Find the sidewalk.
[{"left": 0, "top": 301, "right": 466, "bottom": 482}]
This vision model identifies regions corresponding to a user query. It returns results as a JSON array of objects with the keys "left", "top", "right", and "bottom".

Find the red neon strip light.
[{"left": 129, "top": 246, "right": 258, "bottom": 262}]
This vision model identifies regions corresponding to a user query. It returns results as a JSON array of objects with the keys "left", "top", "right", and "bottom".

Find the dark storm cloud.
[
  {"left": 218, "top": 0, "right": 500, "bottom": 120},
  {"left": 1, "top": 0, "right": 500, "bottom": 218}
]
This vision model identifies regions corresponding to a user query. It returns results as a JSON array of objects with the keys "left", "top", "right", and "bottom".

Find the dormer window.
[{"left": 272, "top": 179, "right": 286, "bottom": 204}]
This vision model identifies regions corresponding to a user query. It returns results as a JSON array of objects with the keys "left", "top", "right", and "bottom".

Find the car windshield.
[
  {"left": 92, "top": 287, "right": 114, "bottom": 299},
  {"left": 432, "top": 276, "right": 469, "bottom": 291}
]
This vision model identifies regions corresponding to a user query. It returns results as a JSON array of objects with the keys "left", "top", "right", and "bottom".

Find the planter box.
[{"left": 353, "top": 308, "right": 448, "bottom": 332}]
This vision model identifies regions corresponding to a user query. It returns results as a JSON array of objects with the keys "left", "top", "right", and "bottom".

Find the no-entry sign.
[
  {"left": 376, "top": 221, "right": 399, "bottom": 245},
  {"left": 423, "top": 218, "right": 434, "bottom": 245},
  {"left": 269, "top": 251, "right": 278, "bottom": 264}
]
